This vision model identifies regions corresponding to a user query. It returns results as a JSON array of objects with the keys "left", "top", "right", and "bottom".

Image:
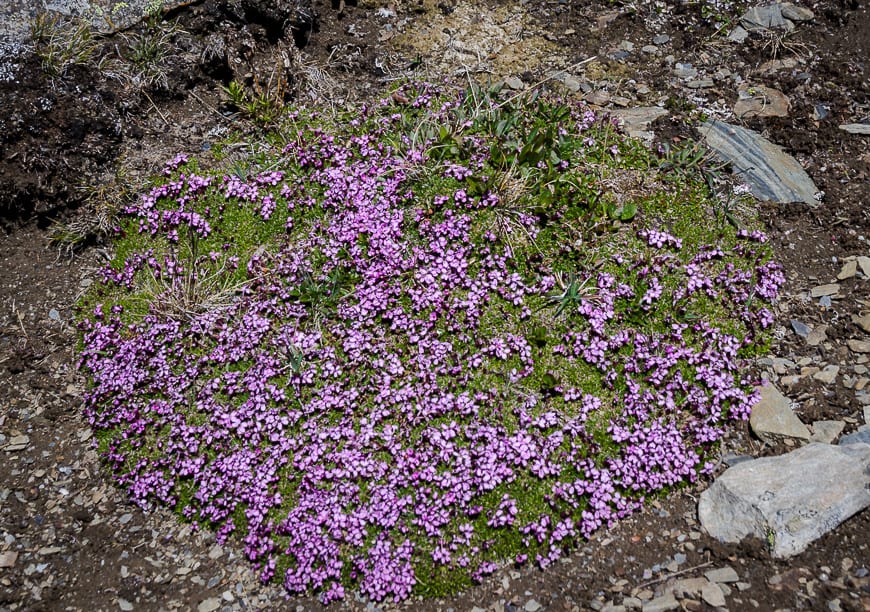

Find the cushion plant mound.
[{"left": 78, "top": 83, "right": 783, "bottom": 603}]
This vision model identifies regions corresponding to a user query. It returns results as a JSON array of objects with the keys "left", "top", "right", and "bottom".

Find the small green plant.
[
  {"left": 221, "top": 63, "right": 291, "bottom": 126},
  {"left": 31, "top": 12, "right": 100, "bottom": 78},
  {"left": 122, "top": 19, "right": 183, "bottom": 88}
]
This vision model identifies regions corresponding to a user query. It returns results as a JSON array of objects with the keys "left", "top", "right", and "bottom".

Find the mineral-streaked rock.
[
  {"left": 749, "top": 384, "right": 811, "bottom": 442},
  {"left": 699, "top": 442, "right": 870, "bottom": 558},
  {"left": 839, "top": 124, "right": 870, "bottom": 135},
  {"left": 700, "top": 121, "right": 819, "bottom": 205}
]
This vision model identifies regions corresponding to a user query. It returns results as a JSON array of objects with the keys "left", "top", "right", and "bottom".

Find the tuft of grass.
[
  {"left": 31, "top": 12, "right": 100, "bottom": 78},
  {"left": 121, "top": 17, "right": 185, "bottom": 89}
]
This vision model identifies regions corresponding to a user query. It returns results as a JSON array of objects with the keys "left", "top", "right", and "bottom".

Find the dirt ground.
[{"left": 1, "top": 0, "right": 868, "bottom": 610}]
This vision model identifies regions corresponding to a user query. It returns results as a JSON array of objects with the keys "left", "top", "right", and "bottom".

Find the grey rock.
[
  {"left": 700, "top": 120, "right": 819, "bottom": 205},
  {"left": 848, "top": 339, "right": 870, "bottom": 353},
  {"left": 504, "top": 76, "right": 525, "bottom": 90},
  {"left": 653, "top": 34, "right": 671, "bottom": 44},
  {"left": 585, "top": 90, "right": 611, "bottom": 106},
  {"left": 728, "top": 25, "right": 750, "bottom": 43},
  {"left": 524, "top": 600, "right": 542, "bottom": 612},
  {"left": 723, "top": 453, "right": 754, "bottom": 467},
  {"left": 641, "top": 45, "right": 659, "bottom": 54},
  {"left": 814, "top": 104, "right": 832, "bottom": 120},
  {"left": 674, "top": 63, "right": 697, "bottom": 79},
  {"left": 741, "top": 4, "right": 790, "bottom": 30},
  {"left": 198, "top": 599, "right": 221, "bottom": 612},
  {"left": 805, "top": 324, "right": 828, "bottom": 347},
  {"left": 781, "top": 3, "right": 814, "bottom": 21},
  {"left": 790, "top": 319, "right": 810, "bottom": 337},
  {"left": 858, "top": 256, "right": 870, "bottom": 277},
  {"left": 705, "top": 566, "right": 740, "bottom": 583},
  {"left": 118, "top": 600, "right": 134, "bottom": 612},
  {"left": 813, "top": 365, "right": 840, "bottom": 384},
  {"left": 701, "top": 582, "right": 726, "bottom": 607},
  {"left": 641, "top": 592, "right": 679, "bottom": 612},
  {"left": 839, "top": 124, "right": 870, "bottom": 135},
  {"left": 837, "top": 259, "right": 857, "bottom": 280},
  {"left": 619, "top": 40, "right": 635, "bottom": 52},
  {"left": 672, "top": 577, "right": 708, "bottom": 597},
  {"left": 854, "top": 313, "right": 870, "bottom": 333},
  {"left": 698, "top": 442, "right": 870, "bottom": 558},
  {"left": 563, "top": 76, "right": 581, "bottom": 92},
  {"left": 686, "top": 79, "right": 715, "bottom": 89},
  {"left": 749, "top": 384, "right": 810, "bottom": 442},
  {"left": 839, "top": 429, "right": 870, "bottom": 446},
  {"left": 819, "top": 295, "right": 833, "bottom": 308},
  {"left": 811, "top": 420, "right": 845, "bottom": 444},
  {"left": 811, "top": 283, "right": 840, "bottom": 297},
  {"left": 623, "top": 597, "right": 643, "bottom": 610}
]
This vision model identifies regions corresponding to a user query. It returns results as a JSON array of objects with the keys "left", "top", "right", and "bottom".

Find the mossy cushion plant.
[{"left": 78, "top": 82, "right": 783, "bottom": 603}]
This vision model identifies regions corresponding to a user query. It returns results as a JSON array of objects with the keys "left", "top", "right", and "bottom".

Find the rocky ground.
[{"left": 0, "top": 0, "right": 868, "bottom": 610}]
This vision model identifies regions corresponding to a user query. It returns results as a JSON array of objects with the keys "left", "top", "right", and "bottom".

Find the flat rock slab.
[
  {"left": 700, "top": 120, "right": 819, "bottom": 205},
  {"left": 699, "top": 442, "right": 870, "bottom": 558},
  {"left": 749, "top": 384, "right": 810, "bottom": 442}
]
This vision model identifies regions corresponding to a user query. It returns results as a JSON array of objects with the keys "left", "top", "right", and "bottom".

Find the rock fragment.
[
  {"left": 810, "top": 283, "right": 840, "bottom": 298},
  {"left": 734, "top": 85, "right": 790, "bottom": 118},
  {"left": 749, "top": 384, "right": 811, "bottom": 442},
  {"left": 837, "top": 259, "right": 857, "bottom": 280},
  {"left": 839, "top": 124, "right": 870, "bottom": 135},
  {"left": 705, "top": 566, "right": 740, "bottom": 583},
  {"left": 811, "top": 420, "right": 845, "bottom": 444},
  {"left": 698, "top": 442, "right": 870, "bottom": 558},
  {"left": 780, "top": 3, "right": 814, "bottom": 21},
  {"left": 848, "top": 339, "right": 870, "bottom": 353},
  {"left": 812, "top": 365, "right": 839, "bottom": 384},
  {"left": 0, "top": 551, "right": 17, "bottom": 568},
  {"left": 701, "top": 582, "right": 726, "bottom": 607}
]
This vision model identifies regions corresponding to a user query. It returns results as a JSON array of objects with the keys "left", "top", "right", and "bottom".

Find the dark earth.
[{"left": 1, "top": 0, "right": 868, "bottom": 610}]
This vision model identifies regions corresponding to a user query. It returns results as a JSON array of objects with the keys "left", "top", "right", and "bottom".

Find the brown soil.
[{"left": 1, "top": 0, "right": 868, "bottom": 610}]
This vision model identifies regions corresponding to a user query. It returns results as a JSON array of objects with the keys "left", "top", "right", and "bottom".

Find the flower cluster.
[{"left": 78, "top": 87, "right": 781, "bottom": 603}]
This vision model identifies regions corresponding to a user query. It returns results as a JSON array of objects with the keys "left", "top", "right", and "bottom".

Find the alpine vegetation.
[{"left": 78, "top": 83, "right": 783, "bottom": 603}]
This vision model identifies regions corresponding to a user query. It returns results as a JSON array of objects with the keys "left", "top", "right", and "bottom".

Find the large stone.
[
  {"left": 698, "top": 442, "right": 870, "bottom": 558},
  {"left": 749, "top": 384, "right": 811, "bottom": 442},
  {"left": 699, "top": 121, "right": 819, "bottom": 205}
]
